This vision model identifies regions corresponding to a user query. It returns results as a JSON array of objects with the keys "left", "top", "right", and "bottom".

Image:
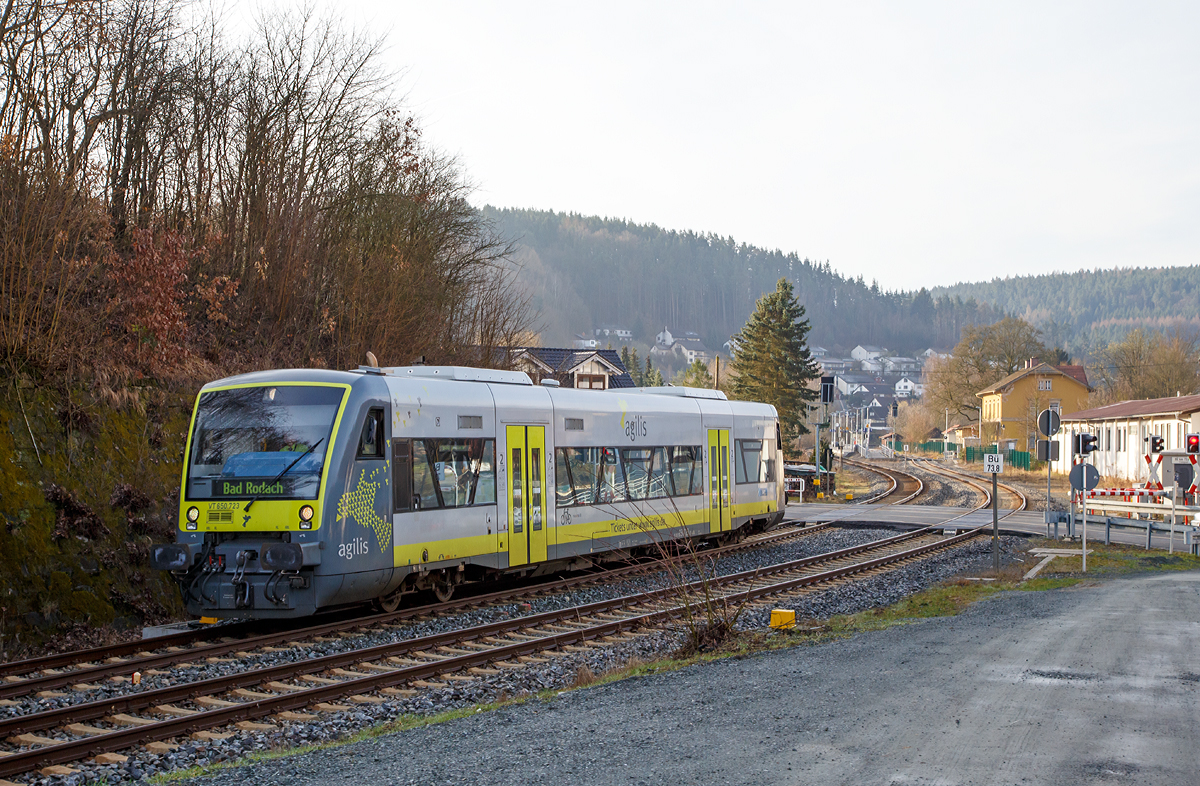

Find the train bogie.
[{"left": 151, "top": 366, "right": 786, "bottom": 619}]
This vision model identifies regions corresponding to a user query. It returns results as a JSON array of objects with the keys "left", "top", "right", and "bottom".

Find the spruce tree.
[
  {"left": 729, "top": 278, "right": 820, "bottom": 444},
  {"left": 628, "top": 348, "right": 642, "bottom": 385}
]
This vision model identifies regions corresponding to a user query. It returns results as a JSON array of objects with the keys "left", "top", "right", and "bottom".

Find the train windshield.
[{"left": 185, "top": 385, "right": 345, "bottom": 501}]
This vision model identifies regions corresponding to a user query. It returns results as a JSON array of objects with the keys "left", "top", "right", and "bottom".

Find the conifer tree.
[
  {"left": 729, "top": 278, "right": 820, "bottom": 444},
  {"left": 643, "top": 356, "right": 664, "bottom": 387},
  {"left": 627, "top": 347, "right": 643, "bottom": 385},
  {"left": 674, "top": 359, "right": 715, "bottom": 388}
]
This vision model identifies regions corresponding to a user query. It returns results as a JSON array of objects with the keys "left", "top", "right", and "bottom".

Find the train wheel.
[
  {"left": 376, "top": 590, "right": 403, "bottom": 613},
  {"left": 432, "top": 576, "right": 455, "bottom": 603}
]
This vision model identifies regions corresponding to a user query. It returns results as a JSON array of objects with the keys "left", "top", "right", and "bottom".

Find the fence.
[
  {"left": 963, "top": 445, "right": 1031, "bottom": 471},
  {"left": 913, "top": 440, "right": 959, "bottom": 454}
]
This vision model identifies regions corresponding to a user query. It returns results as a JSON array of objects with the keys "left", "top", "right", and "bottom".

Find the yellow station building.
[{"left": 977, "top": 362, "right": 1090, "bottom": 449}]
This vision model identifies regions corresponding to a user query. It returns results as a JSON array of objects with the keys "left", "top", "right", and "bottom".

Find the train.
[{"left": 150, "top": 365, "right": 787, "bottom": 618}]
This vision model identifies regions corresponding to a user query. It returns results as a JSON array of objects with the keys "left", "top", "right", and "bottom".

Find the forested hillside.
[
  {"left": 931, "top": 267, "right": 1200, "bottom": 353},
  {"left": 491, "top": 208, "right": 1200, "bottom": 357},
  {"left": 486, "top": 208, "right": 1000, "bottom": 353}
]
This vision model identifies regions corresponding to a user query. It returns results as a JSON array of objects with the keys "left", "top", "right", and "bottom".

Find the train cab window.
[{"left": 357, "top": 409, "right": 385, "bottom": 459}]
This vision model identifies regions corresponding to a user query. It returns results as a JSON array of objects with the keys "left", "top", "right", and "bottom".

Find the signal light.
[
  {"left": 1187, "top": 433, "right": 1200, "bottom": 454},
  {"left": 1150, "top": 435, "right": 1165, "bottom": 454},
  {"left": 1077, "top": 433, "right": 1099, "bottom": 454}
]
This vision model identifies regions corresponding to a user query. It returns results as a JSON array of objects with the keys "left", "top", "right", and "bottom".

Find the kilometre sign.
[{"left": 984, "top": 453, "right": 1004, "bottom": 473}]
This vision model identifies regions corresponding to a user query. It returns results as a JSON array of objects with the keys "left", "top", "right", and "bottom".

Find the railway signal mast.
[
  {"left": 1070, "top": 431, "right": 1100, "bottom": 571},
  {"left": 1037, "top": 409, "right": 1060, "bottom": 529}
]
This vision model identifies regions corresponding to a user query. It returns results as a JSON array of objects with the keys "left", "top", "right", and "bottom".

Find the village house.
[
  {"left": 653, "top": 327, "right": 710, "bottom": 364},
  {"left": 511, "top": 347, "right": 635, "bottom": 390},
  {"left": 850, "top": 345, "right": 887, "bottom": 362},
  {"left": 976, "top": 361, "right": 1090, "bottom": 450}
]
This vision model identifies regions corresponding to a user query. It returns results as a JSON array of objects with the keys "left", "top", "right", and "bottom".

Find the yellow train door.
[
  {"left": 506, "top": 425, "right": 548, "bottom": 567},
  {"left": 708, "top": 428, "right": 731, "bottom": 533}
]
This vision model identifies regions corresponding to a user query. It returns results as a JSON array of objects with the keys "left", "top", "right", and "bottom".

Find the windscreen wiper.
[{"left": 244, "top": 438, "right": 324, "bottom": 513}]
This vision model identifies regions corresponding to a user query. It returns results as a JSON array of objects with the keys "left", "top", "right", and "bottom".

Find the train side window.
[
  {"left": 621, "top": 448, "right": 653, "bottom": 500},
  {"left": 556, "top": 449, "right": 574, "bottom": 506},
  {"left": 392, "top": 439, "right": 411, "bottom": 512},
  {"left": 668, "top": 446, "right": 698, "bottom": 496},
  {"left": 648, "top": 447, "right": 670, "bottom": 498},
  {"left": 559, "top": 447, "right": 602, "bottom": 506},
  {"left": 691, "top": 447, "right": 705, "bottom": 494},
  {"left": 599, "top": 448, "right": 628, "bottom": 503},
  {"left": 473, "top": 440, "right": 497, "bottom": 505},
  {"left": 412, "top": 440, "right": 443, "bottom": 509},
  {"left": 736, "top": 440, "right": 764, "bottom": 484},
  {"left": 357, "top": 409, "right": 385, "bottom": 459}
]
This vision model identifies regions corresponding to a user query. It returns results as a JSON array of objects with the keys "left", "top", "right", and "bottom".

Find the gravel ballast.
[
  {"left": 165, "top": 571, "right": 1198, "bottom": 786},
  {"left": 4, "top": 528, "right": 1025, "bottom": 785}
]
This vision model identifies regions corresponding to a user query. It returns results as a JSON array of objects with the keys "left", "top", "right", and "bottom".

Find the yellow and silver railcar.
[{"left": 151, "top": 366, "right": 785, "bottom": 618}]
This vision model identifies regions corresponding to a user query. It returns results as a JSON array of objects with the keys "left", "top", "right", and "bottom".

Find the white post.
[
  {"left": 1082, "top": 489, "right": 1087, "bottom": 573},
  {"left": 1171, "top": 485, "right": 1177, "bottom": 554}
]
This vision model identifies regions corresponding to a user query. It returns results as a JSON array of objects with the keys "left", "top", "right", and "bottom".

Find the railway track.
[
  {"left": 839, "top": 454, "right": 1027, "bottom": 519},
  {"left": 0, "top": 521, "right": 833, "bottom": 706},
  {"left": 0, "top": 521, "right": 985, "bottom": 780},
  {"left": 908, "top": 458, "right": 1028, "bottom": 512},
  {"left": 841, "top": 457, "right": 924, "bottom": 504}
]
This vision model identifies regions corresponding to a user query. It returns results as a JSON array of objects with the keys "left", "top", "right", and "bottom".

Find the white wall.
[{"left": 1053, "top": 414, "right": 1199, "bottom": 484}]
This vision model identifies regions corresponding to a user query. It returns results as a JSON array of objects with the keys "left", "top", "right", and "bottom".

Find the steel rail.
[
  {"left": 0, "top": 519, "right": 826, "bottom": 696},
  {"left": 0, "top": 523, "right": 928, "bottom": 737},
  {"left": 911, "top": 458, "right": 1028, "bottom": 513},
  {"left": 841, "top": 458, "right": 924, "bottom": 505},
  {"left": 0, "top": 522, "right": 978, "bottom": 778}
]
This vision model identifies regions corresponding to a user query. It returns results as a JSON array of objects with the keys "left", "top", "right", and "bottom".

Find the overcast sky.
[{"left": 239, "top": 2, "right": 1200, "bottom": 291}]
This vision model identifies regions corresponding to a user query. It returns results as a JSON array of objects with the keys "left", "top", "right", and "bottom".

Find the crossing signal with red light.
[
  {"left": 1188, "top": 433, "right": 1200, "bottom": 454},
  {"left": 1150, "top": 435, "right": 1165, "bottom": 453}
]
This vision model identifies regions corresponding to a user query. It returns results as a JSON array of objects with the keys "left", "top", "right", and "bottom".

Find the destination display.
[{"left": 205, "top": 476, "right": 301, "bottom": 499}]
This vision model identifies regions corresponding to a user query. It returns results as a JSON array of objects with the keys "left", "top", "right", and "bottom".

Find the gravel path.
[{"left": 167, "top": 570, "right": 1199, "bottom": 786}]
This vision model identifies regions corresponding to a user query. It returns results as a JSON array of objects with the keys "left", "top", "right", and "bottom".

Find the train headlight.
[
  {"left": 299, "top": 505, "right": 314, "bottom": 522},
  {"left": 298, "top": 520, "right": 312, "bottom": 530},
  {"left": 187, "top": 506, "right": 200, "bottom": 522}
]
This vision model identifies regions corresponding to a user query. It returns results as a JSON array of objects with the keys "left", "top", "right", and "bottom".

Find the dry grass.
[{"left": 569, "top": 664, "right": 596, "bottom": 689}]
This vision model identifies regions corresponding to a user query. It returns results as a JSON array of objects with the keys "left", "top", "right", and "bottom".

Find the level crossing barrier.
[{"left": 1050, "top": 486, "right": 1200, "bottom": 555}]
